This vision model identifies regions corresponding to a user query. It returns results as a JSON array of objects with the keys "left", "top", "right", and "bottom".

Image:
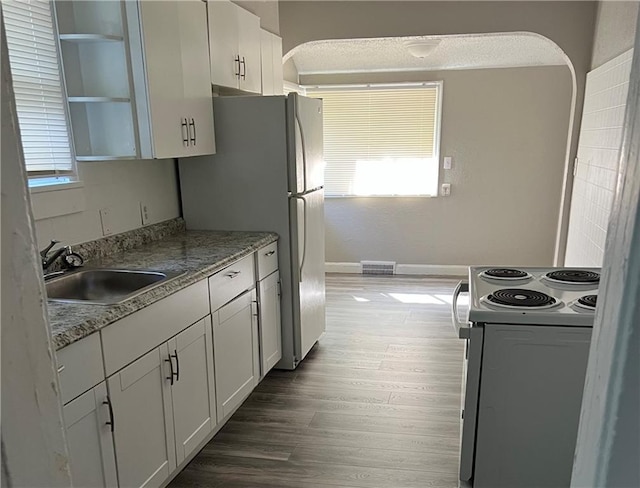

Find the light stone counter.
[{"left": 48, "top": 226, "right": 277, "bottom": 350}]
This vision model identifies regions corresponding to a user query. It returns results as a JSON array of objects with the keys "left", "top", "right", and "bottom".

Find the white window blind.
[
  {"left": 3, "top": 0, "right": 74, "bottom": 180},
  {"left": 308, "top": 85, "right": 441, "bottom": 197}
]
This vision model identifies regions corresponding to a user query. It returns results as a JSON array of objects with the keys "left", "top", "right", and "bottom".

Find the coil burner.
[{"left": 486, "top": 288, "right": 558, "bottom": 309}]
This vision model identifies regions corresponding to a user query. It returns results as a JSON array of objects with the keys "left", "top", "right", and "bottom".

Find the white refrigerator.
[{"left": 178, "top": 93, "right": 326, "bottom": 370}]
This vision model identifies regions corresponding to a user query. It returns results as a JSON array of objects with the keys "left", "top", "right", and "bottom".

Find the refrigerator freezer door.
[
  {"left": 289, "top": 188, "right": 326, "bottom": 361},
  {"left": 287, "top": 93, "right": 324, "bottom": 194}
]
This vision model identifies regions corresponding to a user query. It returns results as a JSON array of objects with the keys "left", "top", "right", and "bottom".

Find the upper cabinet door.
[
  {"left": 129, "top": 0, "right": 215, "bottom": 159},
  {"left": 135, "top": 0, "right": 187, "bottom": 159},
  {"left": 236, "top": 7, "right": 261, "bottom": 94},
  {"left": 208, "top": 0, "right": 241, "bottom": 89},
  {"left": 260, "top": 29, "right": 274, "bottom": 96},
  {"left": 208, "top": 0, "right": 261, "bottom": 94},
  {"left": 178, "top": 0, "right": 216, "bottom": 156}
]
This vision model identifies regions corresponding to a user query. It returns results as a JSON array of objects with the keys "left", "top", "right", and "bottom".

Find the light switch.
[
  {"left": 441, "top": 183, "right": 451, "bottom": 197},
  {"left": 444, "top": 156, "right": 453, "bottom": 170}
]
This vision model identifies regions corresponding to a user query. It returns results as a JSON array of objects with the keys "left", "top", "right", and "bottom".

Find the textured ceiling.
[{"left": 289, "top": 34, "right": 568, "bottom": 75}]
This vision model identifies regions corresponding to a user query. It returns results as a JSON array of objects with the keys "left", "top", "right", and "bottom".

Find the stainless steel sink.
[{"left": 45, "top": 269, "right": 185, "bottom": 305}]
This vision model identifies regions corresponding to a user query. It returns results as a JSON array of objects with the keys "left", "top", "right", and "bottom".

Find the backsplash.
[{"left": 45, "top": 218, "right": 185, "bottom": 273}]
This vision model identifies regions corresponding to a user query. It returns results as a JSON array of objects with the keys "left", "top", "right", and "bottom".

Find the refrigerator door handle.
[
  {"left": 295, "top": 106, "right": 308, "bottom": 193},
  {"left": 291, "top": 194, "right": 307, "bottom": 282}
]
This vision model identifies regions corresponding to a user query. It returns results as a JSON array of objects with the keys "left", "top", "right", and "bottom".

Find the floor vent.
[{"left": 361, "top": 261, "right": 396, "bottom": 275}]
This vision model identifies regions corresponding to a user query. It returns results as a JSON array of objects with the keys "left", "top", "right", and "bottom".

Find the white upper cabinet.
[
  {"left": 54, "top": 0, "right": 215, "bottom": 161},
  {"left": 208, "top": 0, "right": 262, "bottom": 94},
  {"left": 128, "top": 0, "right": 215, "bottom": 158},
  {"left": 260, "top": 29, "right": 284, "bottom": 96}
]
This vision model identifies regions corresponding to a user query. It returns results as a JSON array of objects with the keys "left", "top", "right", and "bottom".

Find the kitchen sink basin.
[{"left": 45, "top": 268, "right": 185, "bottom": 305}]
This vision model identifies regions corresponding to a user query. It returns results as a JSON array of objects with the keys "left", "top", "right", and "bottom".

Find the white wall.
[
  {"left": 565, "top": 50, "right": 633, "bottom": 267},
  {"left": 1, "top": 27, "right": 71, "bottom": 487},
  {"left": 32, "top": 159, "right": 180, "bottom": 249},
  {"left": 304, "top": 66, "right": 572, "bottom": 267}
]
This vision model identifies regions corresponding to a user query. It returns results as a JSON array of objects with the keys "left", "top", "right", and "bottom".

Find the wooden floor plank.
[{"left": 169, "top": 274, "right": 464, "bottom": 488}]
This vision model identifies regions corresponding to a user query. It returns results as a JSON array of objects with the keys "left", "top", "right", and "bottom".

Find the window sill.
[
  {"left": 325, "top": 194, "right": 438, "bottom": 199},
  {"left": 29, "top": 180, "right": 86, "bottom": 221}
]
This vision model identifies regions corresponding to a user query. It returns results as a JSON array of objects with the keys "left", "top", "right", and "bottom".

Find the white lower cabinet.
[
  {"left": 258, "top": 271, "right": 282, "bottom": 376},
  {"left": 63, "top": 382, "right": 118, "bottom": 488},
  {"left": 212, "top": 289, "right": 260, "bottom": 422},
  {"left": 107, "top": 316, "right": 216, "bottom": 488},
  {"left": 108, "top": 345, "right": 176, "bottom": 488},
  {"left": 169, "top": 317, "right": 216, "bottom": 464}
]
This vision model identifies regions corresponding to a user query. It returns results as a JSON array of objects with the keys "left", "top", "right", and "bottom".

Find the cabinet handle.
[
  {"left": 172, "top": 350, "right": 180, "bottom": 382},
  {"left": 189, "top": 118, "right": 196, "bottom": 146},
  {"left": 225, "top": 270, "right": 241, "bottom": 279},
  {"left": 103, "top": 396, "right": 115, "bottom": 433},
  {"left": 165, "top": 357, "right": 175, "bottom": 385},
  {"left": 252, "top": 300, "right": 259, "bottom": 317},
  {"left": 265, "top": 250, "right": 276, "bottom": 257},
  {"left": 234, "top": 55, "right": 241, "bottom": 78},
  {"left": 57, "top": 365, "right": 65, "bottom": 374},
  {"left": 277, "top": 280, "right": 282, "bottom": 298},
  {"left": 181, "top": 118, "right": 189, "bottom": 147},
  {"left": 240, "top": 56, "right": 246, "bottom": 80}
]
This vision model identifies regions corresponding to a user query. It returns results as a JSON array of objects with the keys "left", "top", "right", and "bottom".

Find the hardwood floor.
[{"left": 170, "top": 274, "right": 465, "bottom": 488}]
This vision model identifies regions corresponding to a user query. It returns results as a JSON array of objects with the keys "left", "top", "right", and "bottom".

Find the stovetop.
[{"left": 468, "top": 266, "right": 600, "bottom": 327}]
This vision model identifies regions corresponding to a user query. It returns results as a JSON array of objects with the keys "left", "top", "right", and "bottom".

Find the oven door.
[{"left": 452, "top": 281, "right": 483, "bottom": 483}]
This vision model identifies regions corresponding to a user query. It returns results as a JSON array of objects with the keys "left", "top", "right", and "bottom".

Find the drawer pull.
[
  {"left": 225, "top": 270, "right": 241, "bottom": 279},
  {"left": 57, "top": 365, "right": 65, "bottom": 374},
  {"left": 103, "top": 396, "right": 115, "bottom": 433},
  {"left": 172, "top": 350, "right": 180, "bottom": 382},
  {"left": 265, "top": 250, "right": 276, "bottom": 257},
  {"left": 165, "top": 357, "right": 175, "bottom": 385}
]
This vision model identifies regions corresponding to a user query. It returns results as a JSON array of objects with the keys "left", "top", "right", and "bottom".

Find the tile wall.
[{"left": 565, "top": 49, "right": 633, "bottom": 267}]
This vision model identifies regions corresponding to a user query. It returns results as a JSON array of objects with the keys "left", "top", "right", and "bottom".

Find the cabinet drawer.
[
  {"left": 256, "top": 241, "right": 278, "bottom": 280},
  {"left": 101, "top": 280, "right": 209, "bottom": 376},
  {"left": 57, "top": 333, "right": 104, "bottom": 405},
  {"left": 209, "top": 254, "right": 255, "bottom": 311}
]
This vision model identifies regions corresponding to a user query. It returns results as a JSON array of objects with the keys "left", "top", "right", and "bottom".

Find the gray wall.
[
  {"left": 591, "top": 1, "right": 639, "bottom": 69},
  {"left": 303, "top": 67, "right": 572, "bottom": 266},
  {"left": 280, "top": 0, "right": 596, "bottom": 265}
]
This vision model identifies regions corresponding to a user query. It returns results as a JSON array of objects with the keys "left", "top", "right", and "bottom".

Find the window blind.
[
  {"left": 308, "top": 86, "right": 440, "bottom": 196},
  {"left": 3, "top": 0, "right": 74, "bottom": 179}
]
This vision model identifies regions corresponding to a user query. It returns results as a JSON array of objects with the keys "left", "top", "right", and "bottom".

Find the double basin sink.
[{"left": 46, "top": 269, "right": 184, "bottom": 305}]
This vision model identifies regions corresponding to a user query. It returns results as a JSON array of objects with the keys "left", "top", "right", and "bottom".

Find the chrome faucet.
[{"left": 40, "top": 240, "right": 83, "bottom": 272}]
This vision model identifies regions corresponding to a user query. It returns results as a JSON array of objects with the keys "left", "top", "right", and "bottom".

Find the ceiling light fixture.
[{"left": 404, "top": 39, "right": 441, "bottom": 58}]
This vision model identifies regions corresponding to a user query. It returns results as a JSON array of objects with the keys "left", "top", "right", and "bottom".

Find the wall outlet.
[
  {"left": 444, "top": 156, "right": 453, "bottom": 170},
  {"left": 140, "top": 202, "right": 150, "bottom": 226},
  {"left": 99, "top": 207, "right": 113, "bottom": 235},
  {"left": 441, "top": 183, "right": 451, "bottom": 197}
]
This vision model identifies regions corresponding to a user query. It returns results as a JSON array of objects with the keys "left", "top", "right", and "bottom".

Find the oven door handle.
[{"left": 452, "top": 281, "right": 470, "bottom": 339}]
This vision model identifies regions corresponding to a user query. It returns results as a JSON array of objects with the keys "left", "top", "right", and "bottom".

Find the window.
[
  {"left": 3, "top": 0, "right": 75, "bottom": 186},
  {"left": 307, "top": 83, "right": 442, "bottom": 197}
]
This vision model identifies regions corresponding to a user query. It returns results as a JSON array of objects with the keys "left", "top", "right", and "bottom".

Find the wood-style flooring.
[{"left": 170, "top": 274, "right": 466, "bottom": 488}]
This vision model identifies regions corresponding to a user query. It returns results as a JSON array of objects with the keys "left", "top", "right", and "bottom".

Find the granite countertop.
[{"left": 48, "top": 230, "right": 278, "bottom": 351}]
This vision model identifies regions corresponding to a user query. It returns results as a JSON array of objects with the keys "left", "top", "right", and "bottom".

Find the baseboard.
[
  {"left": 396, "top": 264, "right": 468, "bottom": 276},
  {"left": 325, "top": 262, "right": 362, "bottom": 273},
  {"left": 325, "top": 262, "right": 467, "bottom": 276}
]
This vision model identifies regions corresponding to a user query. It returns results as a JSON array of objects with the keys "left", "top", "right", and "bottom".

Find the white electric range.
[{"left": 452, "top": 267, "right": 600, "bottom": 488}]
